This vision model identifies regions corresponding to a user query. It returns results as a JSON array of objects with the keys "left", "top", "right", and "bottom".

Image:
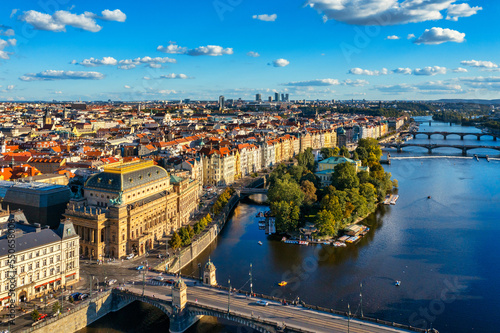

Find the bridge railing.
[
  {"left": 187, "top": 302, "right": 314, "bottom": 333},
  {"left": 207, "top": 285, "right": 427, "bottom": 333}
]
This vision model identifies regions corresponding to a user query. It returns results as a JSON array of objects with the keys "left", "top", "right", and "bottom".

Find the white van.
[{"left": 126, "top": 253, "right": 135, "bottom": 260}]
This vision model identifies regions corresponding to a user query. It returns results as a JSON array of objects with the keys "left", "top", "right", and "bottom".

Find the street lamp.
[
  {"left": 347, "top": 303, "right": 351, "bottom": 333},
  {"left": 249, "top": 263, "right": 253, "bottom": 296},
  {"left": 227, "top": 278, "right": 231, "bottom": 313}
]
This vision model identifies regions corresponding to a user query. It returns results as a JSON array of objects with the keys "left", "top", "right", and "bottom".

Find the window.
[
  {"left": 20, "top": 266, "right": 25, "bottom": 273},
  {"left": 50, "top": 247, "right": 53, "bottom": 253},
  {"left": 36, "top": 251, "right": 40, "bottom": 257},
  {"left": 29, "top": 253, "right": 32, "bottom": 259},
  {"left": 50, "top": 257, "right": 53, "bottom": 264},
  {"left": 43, "top": 249, "right": 47, "bottom": 255},
  {"left": 20, "top": 255, "right": 25, "bottom": 261},
  {"left": 35, "top": 262, "right": 40, "bottom": 269},
  {"left": 43, "top": 259, "right": 47, "bottom": 266},
  {"left": 28, "top": 264, "right": 32, "bottom": 270},
  {"left": 56, "top": 255, "right": 60, "bottom": 262}
]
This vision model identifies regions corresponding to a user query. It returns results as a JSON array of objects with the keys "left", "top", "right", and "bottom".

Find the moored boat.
[
  {"left": 383, "top": 194, "right": 392, "bottom": 205},
  {"left": 390, "top": 195, "right": 399, "bottom": 205}
]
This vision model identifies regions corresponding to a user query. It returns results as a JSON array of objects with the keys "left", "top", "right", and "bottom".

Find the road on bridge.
[{"left": 126, "top": 279, "right": 414, "bottom": 333}]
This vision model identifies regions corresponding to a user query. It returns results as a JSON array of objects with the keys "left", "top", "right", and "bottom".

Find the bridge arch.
[{"left": 187, "top": 307, "right": 275, "bottom": 333}]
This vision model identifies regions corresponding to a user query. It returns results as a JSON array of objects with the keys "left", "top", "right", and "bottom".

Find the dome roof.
[
  {"left": 85, "top": 161, "right": 168, "bottom": 192},
  {"left": 205, "top": 258, "right": 216, "bottom": 271},
  {"left": 173, "top": 278, "right": 187, "bottom": 290}
]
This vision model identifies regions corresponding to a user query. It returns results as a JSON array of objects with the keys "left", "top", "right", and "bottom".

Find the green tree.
[
  {"left": 31, "top": 309, "right": 40, "bottom": 322},
  {"left": 205, "top": 213, "right": 212, "bottom": 224},
  {"left": 187, "top": 225, "right": 195, "bottom": 239},
  {"left": 357, "top": 138, "right": 382, "bottom": 160},
  {"left": 315, "top": 209, "right": 340, "bottom": 236},
  {"left": 320, "top": 147, "right": 335, "bottom": 160},
  {"left": 340, "top": 146, "right": 350, "bottom": 158},
  {"left": 296, "top": 148, "right": 315, "bottom": 171},
  {"left": 52, "top": 301, "right": 62, "bottom": 314},
  {"left": 268, "top": 178, "right": 305, "bottom": 208},
  {"left": 193, "top": 222, "right": 203, "bottom": 234},
  {"left": 331, "top": 162, "right": 359, "bottom": 191},
  {"left": 168, "top": 232, "right": 182, "bottom": 250},
  {"left": 270, "top": 201, "right": 301, "bottom": 233},
  {"left": 320, "top": 194, "right": 343, "bottom": 222},
  {"left": 352, "top": 151, "right": 359, "bottom": 161},
  {"left": 300, "top": 171, "right": 320, "bottom": 190},
  {"left": 179, "top": 228, "right": 191, "bottom": 246},
  {"left": 392, "top": 179, "right": 399, "bottom": 188},
  {"left": 333, "top": 147, "right": 340, "bottom": 156},
  {"left": 359, "top": 183, "right": 377, "bottom": 205},
  {"left": 300, "top": 180, "right": 317, "bottom": 207},
  {"left": 288, "top": 165, "right": 305, "bottom": 183},
  {"left": 355, "top": 146, "right": 369, "bottom": 164}
]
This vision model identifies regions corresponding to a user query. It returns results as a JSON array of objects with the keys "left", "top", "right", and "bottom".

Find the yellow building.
[{"left": 64, "top": 160, "right": 178, "bottom": 259}]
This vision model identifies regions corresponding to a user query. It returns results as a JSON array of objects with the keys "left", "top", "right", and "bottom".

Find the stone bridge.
[
  {"left": 380, "top": 142, "right": 500, "bottom": 155},
  {"left": 401, "top": 131, "right": 499, "bottom": 141},
  {"left": 112, "top": 289, "right": 297, "bottom": 333}
]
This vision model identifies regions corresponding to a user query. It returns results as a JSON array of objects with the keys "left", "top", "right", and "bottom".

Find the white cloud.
[
  {"left": 7, "top": 85, "right": 14, "bottom": 90},
  {"left": 118, "top": 56, "right": 176, "bottom": 69},
  {"left": 20, "top": 70, "right": 104, "bottom": 81},
  {"left": 10, "top": 9, "right": 18, "bottom": 19},
  {"left": 272, "top": 59, "right": 290, "bottom": 67},
  {"left": 413, "top": 66, "right": 447, "bottom": 76},
  {"left": 157, "top": 43, "right": 233, "bottom": 56},
  {"left": 376, "top": 81, "right": 462, "bottom": 94},
  {"left": 157, "top": 43, "right": 188, "bottom": 54},
  {"left": 0, "top": 38, "right": 16, "bottom": 60},
  {"left": 306, "top": 0, "right": 480, "bottom": 26},
  {"left": 446, "top": 3, "right": 482, "bottom": 21},
  {"left": 247, "top": 51, "right": 260, "bottom": 57},
  {"left": 19, "top": 9, "right": 125, "bottom": 32},
  {"left": 158, "top": 90, "right": 178, "bottom": 95},
  {"left": 101, "top": 9, "right": 126, "bottom": 22},
  {"left": 386, "top": 35, "right": 400, "bottom": 40},
  {"left": 283, "top": 79, "right": 339, "bottom": 86},
  {"left": 342, "top": 79, "right": 369, "bottom": 87},
  {"left": 394, "top": 68, "right": 412, "bottom": 75},
  {"left": 75, "top": 57, "right": 118, "bottom": 67},
  {"left": 54, "top": 91, "right": 62, "bottom": 94},
  {"left": 414, "top": 27, "right": 465, "bottom": 45},
  {"left": 407, "top": 34, "right": 416, "bottom": 39},
  {"left": 124, "top": 85, "right": 131, "bottom": 89},
  {"left": 252, "top": 14, "right": 277, "bottom": 22},
  {"left": 349, "top": 68, "right": 388, "bottom": 76},
  {"left": 460, "top": 60, "right": 498, "bottom": 69},
  {"left": 453, "top": 67, "right": 468, "bottom": 73},
  {"left": 0, "top": 29, "right": 15, "bottom": 37},
  {"left": 459, "top": 76, "right": 500, "bottom": 90},
  {"left": 52, "top": 11, "right": 101, "bottom": 32},
  {"left": 159, "top": 73, "right": 190, "bottom": 79}
]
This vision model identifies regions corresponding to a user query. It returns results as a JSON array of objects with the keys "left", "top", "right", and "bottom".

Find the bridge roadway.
[
  {"left": 379, "top": 142, "right": 500, "bottom": 155},
  {"left": 125, "top": 277, "right": 414, "bottom": 333}
]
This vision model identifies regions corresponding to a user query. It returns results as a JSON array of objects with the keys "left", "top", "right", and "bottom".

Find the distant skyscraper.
[
  {"left": 275, "top": 92, "right": 280, "bottom": 102},
  {"left": 219, "top": 95, "right": 225, "bottom": 111},
  {"left": 256, "top": 93, "right": 262, "bottom": 102},
  {"left": 268, "top": 96, "right": 272, "bottom": 102},
  {"left": 285, "top": 94, "right": 289, "bottom": 102},
  {"left": 281, "top": 93, "right": 285, "bottom": 102}
]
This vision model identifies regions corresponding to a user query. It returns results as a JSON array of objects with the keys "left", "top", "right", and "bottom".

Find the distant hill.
[{"left": 436, "top": 99, "right": 500, "bottom": 105}]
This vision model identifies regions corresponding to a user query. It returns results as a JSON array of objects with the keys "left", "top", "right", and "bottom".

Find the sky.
[{"left": 0, "top": 0, "right": 499, "bottom": 102}]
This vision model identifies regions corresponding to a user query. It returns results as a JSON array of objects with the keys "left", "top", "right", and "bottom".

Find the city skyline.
[{"left": 0, "top": 0, "right": 499, "bottom": 101}]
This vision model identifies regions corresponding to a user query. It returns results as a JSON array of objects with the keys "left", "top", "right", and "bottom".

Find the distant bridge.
[
  {"left": 380, "top": 142, "right": 500, "bottom": 155},
  {"left": 239, "top": 188, "right": 268, "bottom": 195},
  {"left": 401, "top": 131, "right": 499, "bottom": 141}
]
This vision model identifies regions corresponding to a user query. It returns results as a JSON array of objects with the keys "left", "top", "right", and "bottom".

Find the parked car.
[
  {"left": 126, "top": 253, "right": 135, "bottom": 260},
  {"left": 69, "top": 292, "right": 81, "bottom": 300},
  {"left": 37, "top": 313, "right": 48, "bottom": 321},
  {"left": 165, "top": 279, "right": 175, "bottom": 285},
  {"left": 136, "top": 265, "right": 145, "bottom": 270},
  {"left": 256, "top": 300, "right": 268, "bottom": 306},
  {"left": 79, "top": 293, "right": 89, "bottom": 300},
  {"left": 153, "top": 276, "right": 165, "bottom": 281},
  {"left": 107, "top": 279, "right": 117, "bottom": 286}
]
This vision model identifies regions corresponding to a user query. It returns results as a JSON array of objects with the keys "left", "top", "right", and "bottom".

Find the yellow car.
[{"left": 278, "top": 281, "right": 287, "bottom": 287}]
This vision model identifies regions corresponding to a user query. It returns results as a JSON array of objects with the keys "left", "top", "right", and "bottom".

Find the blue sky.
[{"left": 0, "top": 0, "right": 499, "bottom": 101}]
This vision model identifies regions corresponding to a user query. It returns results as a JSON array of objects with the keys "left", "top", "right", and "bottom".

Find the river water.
[{"left": 83, "top": 117, "right": 500, "bottom": 333}]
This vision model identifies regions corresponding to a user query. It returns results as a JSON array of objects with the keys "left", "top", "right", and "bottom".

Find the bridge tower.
[
  {"left": 172, "top": 278, "right": 188, "bottom": 311},
  {"left": 203, "top": 258, "right": 217, "bottom": 286}
]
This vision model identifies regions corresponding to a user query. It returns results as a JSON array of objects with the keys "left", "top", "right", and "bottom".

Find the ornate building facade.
[{"left": 64, "top": 160, "right": 181, "bottom": 260}]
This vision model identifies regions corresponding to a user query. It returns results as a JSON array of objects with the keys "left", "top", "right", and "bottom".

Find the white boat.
[
  {"left": 384, "top": 195, "right": 393, "bottom": 205},
  {"left": 258, "top": 241, "right": 263, "bottom": 246},
  {"left": 395, "top": 280, "right": 401, "bottom": 286},
  {"left": 390, "top": 195, "right": 399, "bottom": 205}
]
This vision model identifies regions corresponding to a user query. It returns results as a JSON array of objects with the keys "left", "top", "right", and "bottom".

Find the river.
[{"left": 82, "top": 117, "right": 500, "bottom": 333}]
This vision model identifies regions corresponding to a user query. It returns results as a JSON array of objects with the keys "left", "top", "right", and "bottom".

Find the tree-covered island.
[{"left": 267, "top": 138, "right": 397, "bottom": 238}]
